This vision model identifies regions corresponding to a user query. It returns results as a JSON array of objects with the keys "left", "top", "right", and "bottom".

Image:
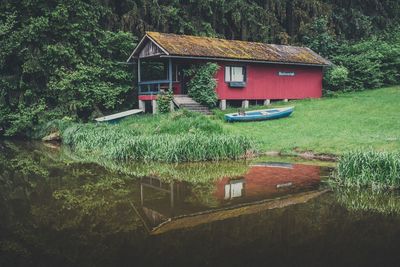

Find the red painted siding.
[{"left": 215, "top": 62, "right": 323, "bottom": 100}]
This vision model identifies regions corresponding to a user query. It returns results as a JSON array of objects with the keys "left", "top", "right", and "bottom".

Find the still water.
[{"left": 1, "top": 141, "right": 400, "bottom": 267}]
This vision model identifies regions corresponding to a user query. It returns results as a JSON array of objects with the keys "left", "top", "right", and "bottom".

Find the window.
[{"left": 225, "top": 66, "right": 246, "bottom": 82}]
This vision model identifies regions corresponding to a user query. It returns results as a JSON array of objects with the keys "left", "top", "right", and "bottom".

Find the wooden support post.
[
  {"left": 137, "top": 58, "right": 141, "bottom": 96},
  {"left": 168, "top": 58, "right": 173, "bottom": 91},
  {"left": 284, "top": 99, "right": 288, "bottom": 102},
  {"left": 242, "top": 100, "right": 249, "bottom": 109},
  {"left": 170, "top": 100, "right": 175, "bottom": 112},
  {"left": 219, "top": 99, "right": 227, "bottom": 110},
  {"left": 137, "top": 58, "right": 141, "bottom": 83},
  {"left": 152, "top": 99, "right": 157, "bottom": 114},
  {"left": 138, "top": 100, "right": 145, "bottom": 111},
  {"left": 264, "top": 99, "right": 271, "bottom": 106}
]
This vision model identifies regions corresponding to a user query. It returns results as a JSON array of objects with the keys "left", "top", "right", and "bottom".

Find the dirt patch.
[{"left": 260, "top": 149, "right": 337, "bottom": 162}]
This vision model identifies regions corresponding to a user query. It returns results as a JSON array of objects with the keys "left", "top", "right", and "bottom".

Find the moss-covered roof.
[{"left": 134, "top": 32, "right": 330, "bottom": 66}]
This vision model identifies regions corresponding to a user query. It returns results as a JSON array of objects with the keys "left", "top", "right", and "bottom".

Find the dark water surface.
[{"left": 1, "top": 140, "right": 400, "bottom": 267}]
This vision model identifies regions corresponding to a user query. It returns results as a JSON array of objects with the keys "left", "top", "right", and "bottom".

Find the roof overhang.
[
  {"left": 158, "top": 55, "right": 331, "bottom": 67},
  {"left": 127, "top": 34, "right": 170, "bottom": 62}
]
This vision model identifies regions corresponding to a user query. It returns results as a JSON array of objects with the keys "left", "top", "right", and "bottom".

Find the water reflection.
[
  {"left": 3, "top": 140, "right": 400, "bottom": 267},
  {"left": 135, "top": 162, "right": 330, "bottom": 234}
]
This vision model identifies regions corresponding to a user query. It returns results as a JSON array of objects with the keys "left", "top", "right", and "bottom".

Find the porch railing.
[{"left": 138, "top": 80, "right": 171, "bottom": 95}]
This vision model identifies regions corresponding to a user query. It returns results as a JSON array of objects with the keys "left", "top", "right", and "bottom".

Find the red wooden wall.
[{"left": 215, "top": 62, "right": 323, "bottom": 100}]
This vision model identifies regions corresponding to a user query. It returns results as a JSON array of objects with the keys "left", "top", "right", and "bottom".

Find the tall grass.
[
  {"left": 335, "top": 151, "right": 400, "bottom": 190},
  {"left": 61, "top": 111, "right": 254, "bottom": 162}
]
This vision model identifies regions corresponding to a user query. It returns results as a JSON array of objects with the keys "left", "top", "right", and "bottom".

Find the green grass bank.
[
  {"left": 217, "top": 86, "right": 400, "bottom": 155},
  {"left": 42, "top": 86, "right": 399, "bottom": 163}
]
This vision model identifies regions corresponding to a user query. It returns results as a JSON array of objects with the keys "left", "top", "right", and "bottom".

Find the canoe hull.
[{"left": 225, "top": 107, "right": 294, "bottom": 122}]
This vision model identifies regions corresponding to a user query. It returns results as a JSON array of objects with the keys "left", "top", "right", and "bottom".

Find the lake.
[{"left": 1, "top": 140, "right": 400, "bottom": 267}]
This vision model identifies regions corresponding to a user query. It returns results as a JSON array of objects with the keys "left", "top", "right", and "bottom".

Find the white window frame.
[{"left": 225, "top": 66, "right": 246, "bottom": 83}]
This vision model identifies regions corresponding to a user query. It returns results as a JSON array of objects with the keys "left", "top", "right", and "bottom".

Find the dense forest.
[{"left": 1, "top": 0, "right": 400, "bottom": 136}]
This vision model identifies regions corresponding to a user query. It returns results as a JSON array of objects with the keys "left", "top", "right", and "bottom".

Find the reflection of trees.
[
  {"left": 0, "top": 141, "right": 144, "bottom": 265},
  {"left": 333, "top": 186, "right": 400, "bottom": 215},
  {"left": 0, "top": 140, "right": 251, "bottom": 265}
]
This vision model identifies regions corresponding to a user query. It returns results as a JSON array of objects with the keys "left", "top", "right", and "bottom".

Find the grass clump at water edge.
[
  {"left": 61, "top": 111, "right": 254, "bottom": 162},
  {"left": 333, "top": 150, "right": 400, "bottom": 190}
]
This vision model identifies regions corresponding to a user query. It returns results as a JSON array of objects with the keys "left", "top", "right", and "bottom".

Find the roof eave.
[{"left": 159, "top": 55, "right": 330, "bottom": 67}]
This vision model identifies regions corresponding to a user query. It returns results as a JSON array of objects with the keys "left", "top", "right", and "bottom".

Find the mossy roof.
[{"left": 132, "top": 31, "right": 331, "bottom": 66}]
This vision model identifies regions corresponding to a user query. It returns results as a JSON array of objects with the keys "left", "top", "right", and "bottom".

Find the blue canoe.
[{"left": 225, "top": 106, "right": 294, "bottom": 122}]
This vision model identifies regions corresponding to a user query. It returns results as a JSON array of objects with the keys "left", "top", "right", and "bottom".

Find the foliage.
[
  {"left": 157, "top": 89, "right": 173, "bottom": 113},
  {"left": 186, "top": 63, "right": 219, "bottom": 108},
  {"left": 323, "top": 66, "right": 349, "bottom": 92},
  {"left": 302, "top": 16, "right": 338, "bottom": 58},
  {"left": 330, "top": 30, "right": 400, "bottom": 91},
  {"left": 334, "top": 151, "right": 400, "bottom": 190},
  {"left": 1, "top": 0, "right": 400, "bottom": 136},
  {"left": 0, "top": 2, "right": 135, "bottom": 136}
]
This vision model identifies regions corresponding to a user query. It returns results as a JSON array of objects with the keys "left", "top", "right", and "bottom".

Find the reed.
[
  {"left": 334, "top": 150, "right": 400, "bottom": 190},
  {"left": 61, "top": 111, "right": 254, "bottom": 162}
]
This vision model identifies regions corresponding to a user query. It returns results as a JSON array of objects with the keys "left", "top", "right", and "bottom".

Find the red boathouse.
[{"left": 127, "top": 32, "right": 331, "bottom": 112}]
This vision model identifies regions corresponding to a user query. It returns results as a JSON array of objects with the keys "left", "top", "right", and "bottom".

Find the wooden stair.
[{"left": 173, "top": 95, "right": 212, "bottom": 115}]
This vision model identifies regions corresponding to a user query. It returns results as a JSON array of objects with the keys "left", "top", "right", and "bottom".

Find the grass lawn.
[{"left": 216, "top": 86, "right": 400, "bottom": 155}]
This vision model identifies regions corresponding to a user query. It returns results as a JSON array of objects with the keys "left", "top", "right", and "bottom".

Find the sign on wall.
[{"left": 278, "top": 71, "right": 296, "bottom": 76}]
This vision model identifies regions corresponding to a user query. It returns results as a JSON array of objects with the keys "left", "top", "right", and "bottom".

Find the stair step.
[{"left": 173, "top": 95, "right": 212, "bottom": 115}]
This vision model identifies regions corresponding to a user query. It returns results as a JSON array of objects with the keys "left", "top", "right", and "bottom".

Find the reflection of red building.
[
  {"left": 215, "top": 163, "right": 321, "bottom": 202},
  {"left": 136, "top": 163, "right": 327, "bottom": 234}
]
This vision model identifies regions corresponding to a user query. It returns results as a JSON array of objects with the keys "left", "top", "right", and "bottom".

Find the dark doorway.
[{"left": 180, "top": 64, "right": 191, "bottom": 95}]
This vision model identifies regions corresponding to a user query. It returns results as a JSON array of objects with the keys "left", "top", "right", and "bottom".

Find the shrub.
[
  {"left": 323, "top": 65, "right": 349, "bottom": 92},
  {"left": 186, "top": 63, "right": 219, "bottom": 108},
  {"left": 157, "top": 89, "right": 173, "bottom": 113}
]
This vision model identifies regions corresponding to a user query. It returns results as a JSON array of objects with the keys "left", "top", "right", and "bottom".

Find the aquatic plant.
[
  {"left": 334, "top": 150, "right": 400, "bottom": 190},
  {"left": 64, "top": 130, "right": 253, "bottom": 162},
  {"left": 61, "top": 111, "right": 253, "bottom": 162}
]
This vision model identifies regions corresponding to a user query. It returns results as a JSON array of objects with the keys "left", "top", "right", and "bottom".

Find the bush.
[
  {"left": 157, "top": 90, "right": 173, "bottom": 113},
  {"left": 323, "top": 66, "right": 349, "bottom": 92},
  {"left": 186, "top": 63, "right": 219, "bottom": 108},
  {"left": 330, "top": 31, "right": 400, "bottom": 91}
]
